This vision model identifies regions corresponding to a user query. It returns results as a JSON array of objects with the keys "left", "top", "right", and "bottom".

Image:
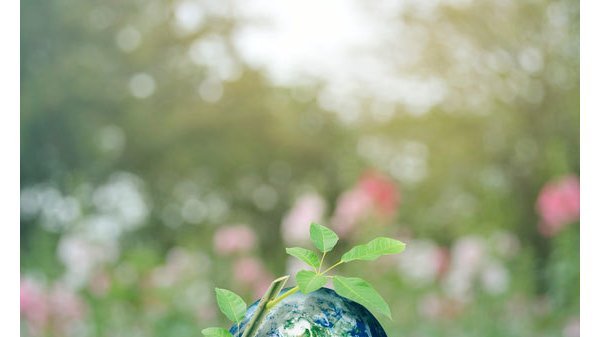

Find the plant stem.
[
  {"left": 321, "top": 260, "right": 344, "bottom": 274},
  {"left": 318, "top": 252, "right": 327, "bottom": 273},
  {"left": 266, "top": 286, "right": 299, "bottom": 310},
  {"left": 240, "top": 275, "right": 290, "bottom": 337},
  {"left": 238, "top": 257, "right": 344, "bottom": 336}
]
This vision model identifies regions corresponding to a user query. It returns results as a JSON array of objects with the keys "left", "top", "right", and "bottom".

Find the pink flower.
[
  {"left": 452, "top": 236, "right": 486, "bottom": 273},
  {"left": 442, "top": 236, "right": 487, "bottom": 300},
  {"left": 281, "top": 193, "right": 326, "bottom": 245},
  {"left": 233, "top": 257, "right": 265, "bottom": 284},
  {"left": 21, "top": 278, "right": 48, "bottom": 336},
  {"left": 331, "top": 170, "right": 400, "bottom": 236},
  {"left": 48, "top": 284, "right": 85, "bottom": 325},
  {"left": 536, "top": 175, "right": 580, "bottom": 237},
  {"left": 232, "top": 257, "right": 273, "bottom": 299},
  {"left": 20, "top": 278, "right": 87, "bottom": 337},
  {"left": 331, "top": 189, "right": 371, "bottom": 236},
  {"left": 48, "top": 283, "right": 86, "bottom": 336},
  {"left": 358, "top": 171, "right": 400, "bottom": 217},
  {"left": 213, "top": 225, "right": 257, "bottom": 256}
]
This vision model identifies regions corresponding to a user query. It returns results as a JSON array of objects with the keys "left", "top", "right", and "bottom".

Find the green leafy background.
[{"left": 21, "top": 0, "right": 579, "bottom": 336}]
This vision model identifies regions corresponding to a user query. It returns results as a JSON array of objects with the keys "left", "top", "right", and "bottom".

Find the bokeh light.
[{"left": 21, "top": 0, "right": 579, "bottom": 336}]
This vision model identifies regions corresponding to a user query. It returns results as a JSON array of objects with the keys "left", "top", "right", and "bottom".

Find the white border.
[
  {"left": 0, "top": 0, "right": 20, "bottom": 335},
  {"left": 6, "top": 1, "right": 592, "bottom": 336},
  {"left": 580, "top": 0, "right": 598, "bottom": 336}
]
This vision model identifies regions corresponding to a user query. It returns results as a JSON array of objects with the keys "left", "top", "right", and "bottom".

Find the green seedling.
[{"left": 203, "top": 222, "right": 406, "bottom": 337}]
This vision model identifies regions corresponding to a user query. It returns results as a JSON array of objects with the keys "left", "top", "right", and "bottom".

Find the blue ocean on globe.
[{"left": 229, "top": 287, "right": 387, "bottom": 337}]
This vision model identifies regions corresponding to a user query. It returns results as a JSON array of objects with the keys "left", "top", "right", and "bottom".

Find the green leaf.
[
  {"left": 309, "top": 223, "right": 339, "bottom": 253},
  {"left": 341, "top": 237, "right": 406, "bottom": 263},
  {"left": 202, "top": 327, "right": 233, "bottom": 337},
  {"left": 296, "top": 270, "right": 328, "bottom": 294},
  {"left": 215, "top": 288, "right": 247, "bottom": 325},
  {"left": 286, "top": 247, "right": 321, "bottom": 270},
  {"left": 332, "top": 276, "right": 392, "bottom": 319}
]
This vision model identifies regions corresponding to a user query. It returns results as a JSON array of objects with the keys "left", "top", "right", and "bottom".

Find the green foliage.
[
  {"left": 332, "top": 276, "right": 392, "bottom": 320},
  {"left": 286, "top": 247, "right": 321, "bottom": 271},
  {"left": 296, "top": 270, "right": 328, "bottom": 294},
  {"left": 286, "top": 223, "right": 403, "bottom": 319},
  {"left": 309, "top": 222, "right": 339, "bottom": 253},
  {"left": 215, "top": 288, "right": 247, "bottom": 326},
  {"left": 202, "top": 327, "right": 234, "bottom": 337},
  {"left": 207, "top": 223, "right": 403, "bottom": 336},
  {"left": 341, "top": 237, "right": 406, "bottom": 262}
]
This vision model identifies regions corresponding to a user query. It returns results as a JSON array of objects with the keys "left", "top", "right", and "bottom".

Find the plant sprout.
[{"left": 202, "top": 222, "right": 406, "bottom": 337}]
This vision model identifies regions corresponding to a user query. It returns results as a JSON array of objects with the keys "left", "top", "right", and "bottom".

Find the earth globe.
[{"left": 229, "top": 287, "right": 387, "bottom": 337}]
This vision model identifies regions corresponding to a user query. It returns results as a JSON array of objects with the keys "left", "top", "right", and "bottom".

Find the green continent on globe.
[{"left": 229, "top": 288, "right": 387, "bottom": 337}]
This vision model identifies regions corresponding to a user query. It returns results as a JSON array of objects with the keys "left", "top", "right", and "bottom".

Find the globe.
[{"left": 229, "top": 287, "right": 388, "bottom": 337}]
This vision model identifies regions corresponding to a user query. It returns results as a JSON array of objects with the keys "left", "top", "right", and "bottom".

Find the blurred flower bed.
[
  {"left": 20, "top": 171, "right": 579, "bottom": 337},
  {"left": 21, "top": 0, "right": 579, "bottom": 336}
]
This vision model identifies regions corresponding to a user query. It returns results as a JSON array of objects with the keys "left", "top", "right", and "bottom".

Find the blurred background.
[{"left": 20, "top": 0, "right": 579, "bottom": 336}]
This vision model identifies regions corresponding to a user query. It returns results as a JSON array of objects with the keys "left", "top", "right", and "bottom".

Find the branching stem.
[
  {"left": 321, "top": 260, "right": 344, "bottom": 274},
  {"left": 318, "top": 252, "right": 326, "bottom": 273},
  {"left": 266, "top": 286, "right": 299, "bottom": 310}
]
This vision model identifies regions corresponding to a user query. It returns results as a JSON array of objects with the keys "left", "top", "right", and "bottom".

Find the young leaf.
[
  {"left": 309, "top": 223, "right": 339, "bottom": 253},
  {"left": 215, "top": 288, "right": 247, "bottom": 325},
  {"left": 341, "top": 237, "right": 406, "bottom": 263},
  {"left": 332, "top": 276, "right": 392, "bottom": 319},
  {"left": 202, "top": 327, "right": 234, "bottom": 337},
  {"left": 296, "top": 270, "right": 328, "bottom": 294},
  {"left": 286, "top": 247, "right": 321, "bottom": 270}
]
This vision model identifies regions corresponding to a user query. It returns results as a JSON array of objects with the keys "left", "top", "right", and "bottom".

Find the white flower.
[
  {"left": 480, "top": 260, "right": 509, "bottom": 295},
  {"left": 397, "top": 239, "right": 442, "bottom": 286},
  {"left": 57, "top": 234, "right": 118, "bottom": 289}
]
